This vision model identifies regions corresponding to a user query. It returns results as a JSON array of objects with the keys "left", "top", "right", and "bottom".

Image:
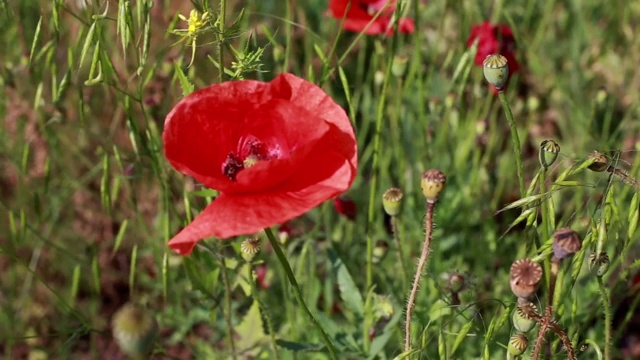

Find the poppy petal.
[{"left": 168, "top": 153, "right": 354, "bottom": 255}]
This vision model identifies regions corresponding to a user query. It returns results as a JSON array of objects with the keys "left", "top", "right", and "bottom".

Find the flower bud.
[
  {"left": 420, "top": 169, "right": 446, "bottom": 204},
  {"left": 391, "top": 55, "right": 409, "bottom": 78},
  {"left": 240, "top": 237, "right": 261, "bottom": 262},
  {"left": 512, "top": 303, "right": 537, "bottom": 333},
  {"left": 552, "top": 227, "right": 582, "bottom": 260},
  {"left": 508, "top": 333, "right": 529, "bottom": 356},
  {"left": 482, "top": 54, "right": 509, "bottom": 90},
  {"left": 589, "top": 252, "right": 610, "bottom": 277},
  {"left": 448, "top": 273, "right": 466, "bottom": 294},
  {"left": 112, "top": 303, "right": 158, "bottom": 358},
  {"left": 588, "top": 151, "right": 609, "bottom": 172},
  {"left": 539, "top": 140, "right": 560, "bottom": 169},
  {"left": 382, "top": 187, "right": 403, "bottom": 216},
  {"left": 372, "top": 240, "right": 389, "bottom": 264},
  {"left": 510, "top": 259, "right": 543, "bottom": 300}
]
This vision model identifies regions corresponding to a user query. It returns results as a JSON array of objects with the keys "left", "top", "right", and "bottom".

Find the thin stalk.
[
  {"left": 539, "top": 168, "right": 550, "bottom": 243},
  {"left": 217, "top": 0, "right": 226, "bottom": 82},
  {"left": 497, "top": 90, "right": 526, "bottom": 198},
  {"left": 220, "top": 256, "right": 237, "bottom": 359},
  {"left": 597, "top": 276, "right": 612, "bottom": 360},
  {"left": 247, "top": 264, "right": 280, "bottom": 360},
  {"left": 391, "top": 215, "right": 408, "bottom": 292},
  {"left": 405, "top": 202, "right": 436, "bottom": 352},
  {"left": 364, "top": 32, "right": 397, "bottom": 352},
  {"left": 264, "top": 228, "right": 338, "bottom": 360}
]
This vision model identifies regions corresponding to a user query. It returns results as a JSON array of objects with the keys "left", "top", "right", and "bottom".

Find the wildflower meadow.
[{"left": 3, "top": 0, "right": 640, "bottom": 359}]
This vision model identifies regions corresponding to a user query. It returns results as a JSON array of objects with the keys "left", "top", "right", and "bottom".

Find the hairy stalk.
[
  {"left": 527, "top": 307, "right": 576, "bottom": 360},
  {"left": 405, "top": 202, "right": 436, "bottom": 352},
  {"left": 220, "top": 256, "right": 238, "bottom": 359},
  {"left": 533, "top": 259, "right": 559, "bottom": 360},
  {"left": 217, "top": 0, "right": 226, "bottom": 82},
  {"left": 264, "top": 228, "right": 338, "bottom": 360},
  {"left": 539, "top": 168, "right": 551, "bottom": 242},
  {"left": 247, "top": 264, "right": 280, "bottom": 360},
  {"left": 597, "top": 276, "right": 612, "bottom": 360},
  {"left": 497, "top": 91, "right": 526, "bottom": 198},
  {"left": 391, "top": 215, "right": 409, "bottom": 292},
  {"left": 608, "top": 166, "right": 640, "bottom": 190}
]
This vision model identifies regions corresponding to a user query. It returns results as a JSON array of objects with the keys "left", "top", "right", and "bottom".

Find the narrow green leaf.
[
  {"left": 79, "top": 21, "right": 97, "bottom": 69},
  {"left": 29, "top": 16, "right": 42, "bottom": 64},
  {"left": 129, "top": 244, "right": 138, "bottom": 296},
  {"left": 174, "top": 62, "right": 194, "bottom": 96},
  {"left": 275, "top": 340, "right": 325, "bottom": 353},
  {"left": 112, "top": 219, "right": 129, "bottom": 254}
]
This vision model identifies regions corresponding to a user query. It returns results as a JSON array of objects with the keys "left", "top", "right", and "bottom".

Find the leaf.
[
  {"left": 329, "top": 250, "right": 363, "bottom": 316},
  {"left": 368, "top": 309, "right": 402, "bottom": 359},
  {"left": 174, "top": 62, "right": 194, "bottom": 96},
  {"left": 235, "top": 300, "right": 268, "bottom": 353}
]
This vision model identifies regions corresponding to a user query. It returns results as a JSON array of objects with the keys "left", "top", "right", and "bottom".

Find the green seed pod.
[
  {"left": 508, "top": 333, "right": 529, "bottom": 357},
  {"left": 510, "top": 259, "right": 543, "bottom": 300},
  {"left": 420, "top": 169, "right": 446, "bottom": 204},
  {"left": 482, "top": 54, "right": 509, "bottom": 90},
  {"left": 539, "top": 140, "right": 560, "bottom": 169},
  {"left": 512, "top": 304, "right": 537, "bottom": 333},
  {"left": 112, "top": 303, "right": 158, "bottom": 358},
  {"left": 382, "top": 187, "right": 403, "bottom": 216},
  {"left": 589, "top": 252, "right": 610, "bottom": 277},
  {"left": 588, "top": 151, "right": 609, "bottom": 172},
  {"left": 241, "top": 237, "right": 261, "bottom": 262}
]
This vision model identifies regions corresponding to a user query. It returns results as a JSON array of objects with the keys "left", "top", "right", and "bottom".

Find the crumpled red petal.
[{"left": 168, "top": 154, "right": 354, "bottom": 255}]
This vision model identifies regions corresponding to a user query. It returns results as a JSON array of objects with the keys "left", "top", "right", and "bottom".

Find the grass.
[{"left": 2, "top": 0, "right": 640, "bottom": 358}]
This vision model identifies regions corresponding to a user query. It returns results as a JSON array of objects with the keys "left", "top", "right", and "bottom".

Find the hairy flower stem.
[
  {"left": 533, "top": 258, "right": 559, "bottom": 360},
  {"left": 220, "top": 256, "right": 238, "bottom": 359},
  {"left": 405, "top": 202, "right": 436, "bottom": 352},
  {"left": 217, "top": 0, "right": 226, "bottom": 82},
  {"left": 264, "top": 228, "right": 338, "bottom": 360},
  {"left": 247, "top": 264, "right": 280, "bottom": 360},
  {"left": 497, "top": 91, "right": 526, "bottom": 198},
  {"left": 391, "top": 216, "right": 409, "bottom": 291},
  {"left": 597, "top": 276, "right": 612, "bottom": 360}
]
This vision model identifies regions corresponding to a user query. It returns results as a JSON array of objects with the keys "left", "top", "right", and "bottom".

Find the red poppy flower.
[
  {"left": 467, "top": 21, "right": 520, "bottom": 93},
  {"left": 329, "top": 0, "right": 415, "bottom": 35},
  {"left": 163, "top": 73, "right": 358, "bottom": 255}
]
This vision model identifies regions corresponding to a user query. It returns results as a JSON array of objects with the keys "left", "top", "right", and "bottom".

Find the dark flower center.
[{"left": 221, "top": 137, "right": 280, "bottom": 181}]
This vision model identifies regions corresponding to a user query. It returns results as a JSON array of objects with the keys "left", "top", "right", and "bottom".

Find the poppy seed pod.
[
  {"left": 589, "top": 252, "right": 610, "bottom": 277},
  {"left": 552, "top": 227, "right": 582, "bottom": 260},
  {"left": 112, "top": 303, "right": 158, "bottom": 358},
  {"left": 420, "top": 169, "right": 446, "bottom": 204},
  {"left": 508, "top": 333, "right": 529, "bottom": 356},
  {"left": 241, "top": 237, "right": 261, "bottom": 262},
  {"left": 512, "top": 303, "right": 537, "bottom": 333},
  {"left": 539, "top": 140, "right": 560, "bottom": 169},
  {"left": 482, "top": 54, "right": 509, "bottom": 90},
  {"left": 510, "top": 259, "right": 543, "bottom": 300},
  {"left": 588, "top": 151, "right": 609, "bottom": 172},
  {"left": 382, "top": 187, "right": 403, "bottom": 216}
]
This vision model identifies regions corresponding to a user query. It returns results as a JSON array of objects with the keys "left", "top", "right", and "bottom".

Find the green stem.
[
  {"left": 391, "top": 215, "right": 408, "bottom": 292},
  {"left": 539, "top": 168, "right": 550, "bottom": 244},
  {"left": 220, "top": 256, "right": 238, "bottom": 359},
  {"left": 247, "top": 263, "right": 280, "bottom": 360},
  {"left": 264, "top": 228, "right": 338, "bottom": 360},
  {"left": 497, "top": 90, "right": 526, "bottom": 198},
  {"left": 217, "top": 0, "right": 226, "bottom": 82},
  {"left": 597, "top": 277, "right": 611, "bottom": 360}
]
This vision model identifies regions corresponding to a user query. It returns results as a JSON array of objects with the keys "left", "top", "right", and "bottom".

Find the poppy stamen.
[{"left": 222, "top": 152, "right": 244, "bottom": 181}]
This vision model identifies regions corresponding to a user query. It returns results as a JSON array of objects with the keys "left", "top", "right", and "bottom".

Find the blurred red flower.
[
  {"left": 333, "top": 196, "right": 357, "bottom": 220},
  {"left": 466, "top": 21, "right": 520, "bottom": 92},
  {"left": 163, "top": 73, "right": 358, "bottom": 255},
  {"left": 329, "top": 0, "right": 415, "bottom": 35}
]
